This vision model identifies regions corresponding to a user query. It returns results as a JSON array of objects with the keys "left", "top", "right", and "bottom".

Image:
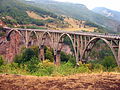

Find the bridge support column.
[
  {"left": 55, "top": 50, "right": 61, "bottom": 66},
  {"left": 25, "top": 30, "right": 28, "bottom": 48},
  {"left": 118, "top": 42, "right": 120, "bottom": 66},
  {"left": 39, "top": 45, "right": 45, "bottom": 61}
]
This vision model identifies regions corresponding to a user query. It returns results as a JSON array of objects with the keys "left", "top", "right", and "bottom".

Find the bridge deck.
[{"left": 4, "top": 27, "right": 120, "bottom": 40}]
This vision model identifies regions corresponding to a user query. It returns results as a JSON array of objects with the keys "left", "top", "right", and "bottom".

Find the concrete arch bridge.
[{"left": 4, "top": 28, "right": 120, "bottom": 66}]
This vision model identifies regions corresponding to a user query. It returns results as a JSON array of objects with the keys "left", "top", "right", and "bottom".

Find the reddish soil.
[{"left": 0, "top": 73, "right": 120, "bottom": 90}]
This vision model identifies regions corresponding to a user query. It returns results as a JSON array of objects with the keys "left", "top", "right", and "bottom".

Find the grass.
[{"left": 0, "top": 60, "right": 119, "bottom": 77}]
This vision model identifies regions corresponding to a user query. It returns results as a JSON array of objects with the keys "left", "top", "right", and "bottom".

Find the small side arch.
[
  {"left": 6, "top": 29, "right": 23, "bottom": 41},
  {"left": 81, "top": 37, "right": 118, "bottom": 65},
  {"left": 27, "top": 30, "right": 39, "bottom": 46},
  {"left": 28, "top": 31, "right": 39, "bottom": 40},
  {"left": 40, "top": 31, "right": 53, "bottom": 47}
]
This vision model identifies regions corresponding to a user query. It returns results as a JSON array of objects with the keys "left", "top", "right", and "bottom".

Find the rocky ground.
[{"left": 0, "top": 73, "right": 120, "bottom": 90}]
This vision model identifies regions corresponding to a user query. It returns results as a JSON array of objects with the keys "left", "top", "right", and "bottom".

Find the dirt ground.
[{"left": 0, "top": 73, "right": 120, "bottom": 90}]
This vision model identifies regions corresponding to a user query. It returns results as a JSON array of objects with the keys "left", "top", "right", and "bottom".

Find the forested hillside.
[
  {"left": 0, "top": 0, "right": 104, "bottom": 32},
  {"left": 24, "top": 0, "right": 120, "bottom": 32},
  {"left": 0, "top": 0, "right": 68, "bottom": 29}
]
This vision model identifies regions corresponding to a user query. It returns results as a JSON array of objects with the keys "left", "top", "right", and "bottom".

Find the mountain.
[
  {"left": 0, "top": 0, "right": 99, "bottom": 31},
  {"left": 92, "top": 7, "right": 120, "bottom": 22},
  {"left": 23, "top": 0, "right": 120, "bottom": 32},
  {"left": 0, "top": 0, "right": 73, "bottom": 30}
]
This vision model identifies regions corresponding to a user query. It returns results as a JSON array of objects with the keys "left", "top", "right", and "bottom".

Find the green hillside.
[
  {"left": 0, "top": 0, "right": 113, "bottom": 33},
  {"left": 0, "top": 0, "right": 65, "bottom": 28},
  {"left": 24, "top": 0, "right": 120, "bottom": 32}
]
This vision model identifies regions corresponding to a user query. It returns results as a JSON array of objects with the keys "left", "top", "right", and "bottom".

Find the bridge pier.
[
  {"left": 55, "top": 50, "right": 61, "bottom": 66},
  {"left": 39, "top": 45, "right": 45, "bottom": 61},
  {"left": 118, "top": 42, "right": 120, "bottom": 66}
]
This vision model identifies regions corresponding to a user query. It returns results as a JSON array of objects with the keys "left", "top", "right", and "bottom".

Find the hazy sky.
[{"left": 54, "top": 0, "right": 120, "bottom": 11}]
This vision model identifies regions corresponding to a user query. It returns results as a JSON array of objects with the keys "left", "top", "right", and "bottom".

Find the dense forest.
[{"left": 0, "top": 0, "right": 65, "bottom": 28}]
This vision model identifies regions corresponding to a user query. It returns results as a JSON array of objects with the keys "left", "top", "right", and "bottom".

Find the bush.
[
  {"left": 45, "top": 48, "right": 54, "bottom": 62},
  {"left": 21, "top": 48, "right": 36, "bottom": 64},
  {"left": 14, "top": 48, "right": 36, "bottom": 65},
  {"left": 0, "top": 56, "right": 4, "bottom": 66},
  {"left": 101, "top": 56, "right": 117, "bottom": 69},
  {"left": 27, "top": 56, "right": 40, "bottom": 73},
  {"left": 0, "top": 63, "right": 29, "bottom": 75},
  {"left": 33, "top": 60, "right": 55, "bottom": 76}
]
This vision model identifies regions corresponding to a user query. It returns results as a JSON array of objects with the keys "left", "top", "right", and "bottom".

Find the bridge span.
[{"left": 4, "top": 28, "right": 120, "bottom": 66}]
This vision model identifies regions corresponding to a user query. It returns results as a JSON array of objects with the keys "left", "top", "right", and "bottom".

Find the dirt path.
[{"left": 0, "top": 73, "right": 120, "bottom": 90}]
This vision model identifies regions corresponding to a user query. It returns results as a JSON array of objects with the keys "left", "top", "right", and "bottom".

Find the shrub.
[
  {"left": 60, "top": 51, "right": 70, "bottom": 62},
  {"left": 92, "top": 64, "right": 105, "bottom": 72},
  {"left": 101, "top": 56, "right": 117, "bottom": 69},
  {"left": 21, "top": 48, "right": 36, "bottom": 63},
  {"left": 14, "top": 48, "right": 36, "bottom": 65},
  {"left": 45, "top": 48, "right": 54, "bottom": 62},
  {"left": 0, "top": 56, "right": 4, "bottom": 66},
  {"left": 31, "top": 46, "right": 39, "bottom": 58},
  {"left": 27, "top": 56, "right": 40, "bottom": 73},
  {"left": 14, "top": 54, "right": 23, "bottom": 65}
]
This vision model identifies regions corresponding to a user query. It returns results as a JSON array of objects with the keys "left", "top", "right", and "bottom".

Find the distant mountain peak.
[
  {"left": 92, "top": 7, "right": 120, "bottom": 22},
  {"left": 102, "top": 9, "right": 114, "bottom": 17}
]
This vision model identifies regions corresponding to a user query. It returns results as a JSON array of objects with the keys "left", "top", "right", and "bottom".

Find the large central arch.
[
  {"left": 55, "top": 33, "right": 76, "bottom": 65},
  {"left": 57, "top": 33, "right": 76, "bottom": 54},
  {"left": 81, "top": 37, "right": 118, "bottom": 65}
]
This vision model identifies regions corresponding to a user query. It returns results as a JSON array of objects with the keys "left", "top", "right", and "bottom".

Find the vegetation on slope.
[
  {"left": 0, "top": 0, "right": 67, "bottom": 29},
  {"left": 0, "top": 46, "right": 119, "bottom": 76},
  {"left": 0, "top": 0, "right": 108, "bottom": 32},
  {"left": 25, "top": 0, "right": 120, "bottom": 32}
]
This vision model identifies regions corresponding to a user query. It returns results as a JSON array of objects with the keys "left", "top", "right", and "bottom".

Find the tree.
[
  {"left": 0, "top": 56, "right": 4, "bottom": 66},
  {"left": 45, "top": 49, "right": 54, "bottom": 62},
  {"left": 14, "top": 48, "right": 36, "bottom": 64},
  {"left": 101, "top": 56, "right": 117, "bottom": 69}
]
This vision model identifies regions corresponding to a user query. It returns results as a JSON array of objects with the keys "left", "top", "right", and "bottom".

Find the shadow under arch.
[
  {"left": 81, "top": 37, "right": 118, "bottom": 65},
  {"left": 6, "top": 29, "right": 23, "bottom": 41}
]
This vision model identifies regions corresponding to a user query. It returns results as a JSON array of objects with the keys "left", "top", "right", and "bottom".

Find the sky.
[{"left": 54, "top": 0, "right": 120, "bottom": 11}]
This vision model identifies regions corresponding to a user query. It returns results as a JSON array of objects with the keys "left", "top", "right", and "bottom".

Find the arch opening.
[
  {"left": 28, "top": 31, "right": 38, "bottom": 47},
  {"left": 81, "top": 37, "right": 118, "bottom": 66},
  {"left": 6, "top": 29, "right": 25, "bottom": 62},
  {"left": 56, "top": 33, "right": 76, "bottom": 64},
  {"left": 7, "top": 29, "right": 23, "bottom": 41},
  {"left": 39, "top": 32, "right": 54, "bottom": 61}
]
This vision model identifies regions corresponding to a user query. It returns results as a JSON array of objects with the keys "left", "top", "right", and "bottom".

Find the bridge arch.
[
  {"left": 27, "top": 31, "right": 39, "bottom": 46},
  {"left": 29, "top": 31, "right": 39, "bottom": 40},
  {"left": 55, "top": 33, "right": 76, "bottom": 65},
  {"left": 57, "top": 33, "right": 76, "bottom": 55},
  {"left": 39, "top": 31, "right": 53, "bottom": 61},
  {"left": 6, "top": 29, "right": 23, "bottom": 41},
  {"left": 81, "top": 37, "right": 118, "bottom": 65},
  {"left": 40, "top": 31, "right": 53, "bottom": 47}
]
